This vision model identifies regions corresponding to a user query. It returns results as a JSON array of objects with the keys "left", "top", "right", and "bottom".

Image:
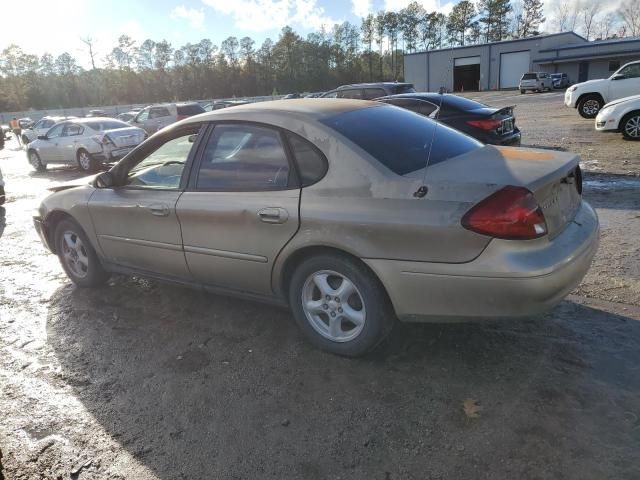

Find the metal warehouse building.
[{"left": 404, "top": 33, "right": 640, "bottom": 92}]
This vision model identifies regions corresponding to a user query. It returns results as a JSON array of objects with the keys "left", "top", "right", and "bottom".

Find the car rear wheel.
[
  {"left": 578, "top": 95, "right": 603, "bottom": 118},
  {"left": 54, "top": 218, "right": 109, "bottom": 287},
  {"left": 621, "top": 111, "right": 640, "bottom": 140},
  {"left": 77, "top": 149, "right": 98, "bottom": 172},
  {"left": 28, "top": 150, "right": 46, "bottom": 172},
  {"left": 288, "top": 254, "right": 395, "bottom": 357}
]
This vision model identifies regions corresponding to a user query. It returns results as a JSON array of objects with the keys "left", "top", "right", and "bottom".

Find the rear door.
[{"left": 176, "top": 122, "right": 301, "bottom": 295}]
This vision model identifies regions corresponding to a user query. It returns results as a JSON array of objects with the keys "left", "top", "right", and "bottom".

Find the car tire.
[
  {"left": 520, "top": 90, "right": 525, "bottom": 94},
  {"left": 578, "top": 95, "right": 603, "bottom": 119},
  {"left": 21, "top": 134, "right": 30, "bottom": 145},
  {"left": 621, "top": 111, "right": 640, "bottom": 140},
  {"left": 77, "top": 149, "right": 98, "bottom": 172},
  {"left": 28, "top": 150, "right": 46, "bottom": 172},
  {"left": 0, "top": 186, "right": 5, "bottom": 205},
  {"left": 54, "top": 218, "right": 110, "bottom": 287},
  {"left": 288, "top": 253, "right": 395, "bottom": 357}
]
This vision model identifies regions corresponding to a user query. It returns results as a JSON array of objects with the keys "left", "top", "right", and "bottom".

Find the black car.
[
  {"left": 321, "top": 82, "right": 416, "bottom": 100},
  {"left": 376, "top": 93, "right": 521, "bottom": 146}
]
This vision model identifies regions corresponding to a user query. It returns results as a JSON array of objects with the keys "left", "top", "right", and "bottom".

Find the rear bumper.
[{"left": 364, "top": 201, "right": 599, "bottom": 322}]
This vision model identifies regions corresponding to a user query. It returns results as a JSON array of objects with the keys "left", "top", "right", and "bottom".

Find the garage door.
[
  {"left": 454, "top": 56, "right": 481, "bottom": 91},
  {"left": 500, "top": 51, "right": 531, "bottom": 89}
]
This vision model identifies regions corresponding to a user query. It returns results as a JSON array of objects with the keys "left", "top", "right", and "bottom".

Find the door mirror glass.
[{"left": 95, "top": 171, "right": 115, "bottom": 189}]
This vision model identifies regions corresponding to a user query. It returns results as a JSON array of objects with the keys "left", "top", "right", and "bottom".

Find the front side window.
[
  {"left": 196, "top": 124, "right": 292, "bottom": 191},
  {"left": 321, "top": 104, "right": 482, "bottom": 175},
  {"left": 618, "top": 63, "right": 640, "bottom": 79},
  {"left": 126, "top": 129, "right": 198, "bottom": 189},
  {"left": 46, "top": 123, "right": 65, "bottom": 139},
  {"left": 150, "top": 107, "right": 171, "bottom": 119},
  {"left": 136, "top": 110, "right": 149, "bottom": 122}
]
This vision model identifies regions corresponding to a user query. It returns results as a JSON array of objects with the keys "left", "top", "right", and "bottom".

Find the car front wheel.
[
  {"left": 288, "top": 254, "right": 395, "bottom": 357},
  {"left": 621, "top": 111, "right": 640, "bottom": 140},
  {"left": 54, "top": 218, "right": 109, "bottom": 287},
  {"left": 28, "top": 150, "right": 46, "bottom": 172},
  {"left": 578, "top": 95, "right": 603, "bottom": 118}
]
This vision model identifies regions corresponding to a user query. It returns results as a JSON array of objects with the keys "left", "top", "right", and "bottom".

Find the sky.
[{"left": 0, "top": 0, "right": 625, "bottom": 68}]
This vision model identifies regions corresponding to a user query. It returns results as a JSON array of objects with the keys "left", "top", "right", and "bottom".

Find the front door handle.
[
  {"left": 146, "top": 204, "right": 170, "bottom": 217},
  {"left": 258, "top": 207, "right": 288, "bottom": 224}
]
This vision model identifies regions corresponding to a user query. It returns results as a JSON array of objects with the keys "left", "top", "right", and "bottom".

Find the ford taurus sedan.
[
  {"left": 33, "top": 100, "right": 599, "bottom": 356},
  {"left": 27, "top": 118, "right": 146, "bottom": 173}
]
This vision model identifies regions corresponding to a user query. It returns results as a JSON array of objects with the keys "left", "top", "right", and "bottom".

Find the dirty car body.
[{"left": 33, "top": 99, "right": 599, "bottom": 356}]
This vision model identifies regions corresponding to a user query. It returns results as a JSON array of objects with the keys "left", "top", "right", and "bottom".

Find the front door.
[
  {"left": 177, "top": 122, "right": 301, "bottom": 296},
  {"left": 88, "top": 124, "right": 202, "bottom": 279},
  {"left": 38, "top": 122, "right": 65, "bottom": 163},
  {"left": 609, "top": 62, "right": 640, "bottom": 99}
]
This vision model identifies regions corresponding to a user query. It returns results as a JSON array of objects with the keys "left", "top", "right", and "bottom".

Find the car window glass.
[
  {"left": 522, "top": 73, "right": 537, "bottom": 80},
  {"left": 321, "top": 104, "right": 482, "bottom": 175},
  {"left": 322, "top": 90, "right": 338, "bottom": 98},
  {"left": 363, "top": 88, "right": 386, "bottom": 100},
  {"left": 393, "top": 85, "right": 416, "bottom": 94},
  {"left": 177, "top": 104, "right": 205, "bottom": 116},
  {"left": 285, "top": 132, "right": 327, "bottom": 186},
  {"left": 150, "top": 107, "right": 171, "bottom": 119},
  {"left": 63, "top": 124, "right": 84, "bottom": 137},
  {"left": 136, "top": 110, "right": 149, "bottom": 122},
  {"left": 46, "top": 123, "right": 65, "bottom": 139},
  {"left": 338, "top": 89, "right": 363, "bottom": 99},
  {"left": 619, "top": 64, "right": 640, "bottom": 78},
  {"left": 388, "top": 98, "right": 438, "bottom": 117},
  {"left": 197, "top": 124, "right": 291, "bottom": 191},
  {"left": 127, "top": 131, "right": 197, "bottom": 189}
]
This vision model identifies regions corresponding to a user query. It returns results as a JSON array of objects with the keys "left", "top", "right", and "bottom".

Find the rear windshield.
[
  {"left": 522, "top": 73, "right": 537, "bottom": 80},
  {"left": 440, "top": 94, "right": 488, "bottom": 111},
  {"left": 321, "top": 105, "right": 482, "bottom": 175},
  {"left": 392, "top": 84, "right": 416, "bottom": 94},
  {"left": 84, "top": 120, "right": 129, "bottom": 131},
  {"left": 177, "top": 104, "right": 206, "bottom": 116}
]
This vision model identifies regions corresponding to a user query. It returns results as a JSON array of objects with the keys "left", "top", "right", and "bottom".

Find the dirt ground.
[{"left": 1, "top": 93, "right": 639, "bottom": 480}]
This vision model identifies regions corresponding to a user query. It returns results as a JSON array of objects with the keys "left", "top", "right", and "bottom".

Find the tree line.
[{"left": 1, "top": 0, "right": 638, "bottom": 112}]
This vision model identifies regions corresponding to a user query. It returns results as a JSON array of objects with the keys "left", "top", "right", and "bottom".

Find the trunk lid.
[
  {"left": 104, "top": 127, "right": 146, "bottom": 148},
  {"left": 411, "top": 145, "right": 582, "bottom": 238}
]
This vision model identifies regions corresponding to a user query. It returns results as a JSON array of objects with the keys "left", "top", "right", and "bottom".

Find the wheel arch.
[
  {"left": 576, "top": 91, "right": 605, "bottom": 107},
  {"left": 43, "top": 210, "right": 76, "bottom": 254},
  {"left": 276, "top": 245, "right": 394, "bottom": 308}
]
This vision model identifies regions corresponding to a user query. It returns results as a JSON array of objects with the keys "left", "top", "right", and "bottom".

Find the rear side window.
[
  {"left": 197, "top": 124, "right": 293, "bottom": 191},
  {"left": 321, "top": 105, "right": 482, "bottom": 175},
  {"left": 384, "top": 98, "right": 438, "bottom": 117},
  {"left": 363, "top": 88, "right": 386, "bottom": 100},
  {"left": 285, "top": 132, "right": 327, "bottom": 186},
  {"left": 177, "top": 104, "right": 206, "bottom": 116},
  {"left": 338, "top": 89, "right": 363, "bottom": 99},
  {"left": 392, "top": 84, "right": 416, "bottom": 94}
]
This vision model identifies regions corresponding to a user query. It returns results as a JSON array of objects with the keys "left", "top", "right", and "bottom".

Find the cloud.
[
  {"left": 384, "top": 0, "right": 455, "bottom": 15},
  {"left": 351, "top": 0, "right": 372, "bottom": 18},
  {"left": 171, "top": 5, "right": 206, "bottom": 30},
  {"left": 202, "top": 0, "right": 340, "bottom": 32}
]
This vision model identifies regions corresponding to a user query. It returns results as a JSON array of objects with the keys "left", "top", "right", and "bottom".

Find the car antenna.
[{"left": 414, "top": 37, "right": 454, "bottom": 199}]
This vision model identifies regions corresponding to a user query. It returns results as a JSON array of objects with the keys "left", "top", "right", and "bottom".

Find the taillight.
[
  {"left": 462, "top": 186, "right": 547, "bottom": 240},
  {"left": 466, "top": 118, "right": 502, "bottom": 131},
  {"left": 92, "top": 134, "right": 114, "bottom": 146}
]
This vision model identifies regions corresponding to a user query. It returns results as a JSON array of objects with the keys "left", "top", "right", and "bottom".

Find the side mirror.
[
  {"left": 94, "top": 171, "right": 115, "bottom": 189},
  {"left": 37, "top": 135, "right": 48, "bottom": 140},
  {"left": 612, "top": 74, "right": 626, "bottom": 81}
]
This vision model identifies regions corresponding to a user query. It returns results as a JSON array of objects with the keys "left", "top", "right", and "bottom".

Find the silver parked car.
[
  {"left": 551, "top": 73, "right": 570, "bottom": 89},
  {"left": 26, "top": 118, "right": 146, "bottom": 172},
  {"left": 519, "top": 72, "right": 553, "bottom": 93},
  {"left": 130, "top": 102, "right": 205, "bottom": 135},
  {"left": 33, "top": 100, "right": 599, "bottom": 356}
]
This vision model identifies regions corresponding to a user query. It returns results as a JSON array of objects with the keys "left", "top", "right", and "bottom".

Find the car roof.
[
  {"left": 73, "top": 117, "right": 126, "bottom": 124},
  {"left": 183, "top": 98, "right": 380, "bottom": 122},
  {"left": 337, "top": 82, "right": 413, "bottom": 90}
]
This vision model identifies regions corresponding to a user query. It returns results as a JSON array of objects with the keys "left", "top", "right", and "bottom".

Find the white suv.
[
  {"left": 565, "top": 60, "right": 640, "bottom": 118},
  {"left": 519, "top": 72, "right": 553, "bottom": 93}
]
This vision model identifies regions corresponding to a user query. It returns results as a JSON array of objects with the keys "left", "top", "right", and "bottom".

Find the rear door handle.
[
  {"left": 258, "top": 207, "right": 288, "bottom": 224},
  {"left": 146, "top": 204, "right": 170, "bottom": 217}
]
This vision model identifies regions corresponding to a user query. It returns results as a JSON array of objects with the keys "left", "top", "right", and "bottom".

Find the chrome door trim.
[
  {"left": 98, "top": 234, "right": 183, "bottom": 252},
  {"left": 183, "top": 245, "right": 268, "bottom": 263}
]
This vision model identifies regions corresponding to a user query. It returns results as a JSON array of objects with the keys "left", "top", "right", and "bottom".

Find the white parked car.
[
  {"left": 26, "top": 118, "right": 146, "bottom": 172},
  {"left": 565, "top": 60, "right": 640, "bottom": 118},
  {"left": 21, "top": 116, "right": 73, "bottom": 145},
  {"left": 595, "top": 94, "right": 640, "bottom": 140}
]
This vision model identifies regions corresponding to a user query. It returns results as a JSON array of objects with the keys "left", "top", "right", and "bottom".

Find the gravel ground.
[{"left": 1, "top": 94, "right": 639, "bottom": 480}]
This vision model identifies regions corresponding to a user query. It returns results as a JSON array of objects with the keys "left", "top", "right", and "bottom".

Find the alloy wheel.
[
  {"left": 78, "top": 151, "right": 91, "bottom": 171},
  {"left": 29, "top": 152, "right": 40, "bottom": 169},
  {"left": 301, "top": 270, "right": 366, "bottom": 342},
  {"left": 624, "top": 115, "right": 640, "bottom": 138},
  {"left": 61, "top": 230, "right": 89, "bottom": 278},
  {"left": 582, "top": 99, "right": 600, "bottom": 116}
]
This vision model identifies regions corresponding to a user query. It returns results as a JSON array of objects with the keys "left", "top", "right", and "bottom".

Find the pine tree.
[
  {"left": 479, "top": 0, "right": 513, "bottom": 42},
  {"left": 446, "top": 0, "right": 477, "bottom": 46},
  {"left": 518, "top": 0, "right": 545, "bottom": 37}
]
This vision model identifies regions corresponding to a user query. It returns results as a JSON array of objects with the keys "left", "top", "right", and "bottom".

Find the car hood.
[
  {"left": 573, "top": 78, "right": 608, "bottom": 90},
  {"left": 48, "top": 174, "right": 98, "bottom": 192},
  {"left": 603, "top": 94, "right": 640, "bottom": 108}
]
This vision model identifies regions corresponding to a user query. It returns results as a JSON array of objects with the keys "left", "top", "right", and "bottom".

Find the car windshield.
[
  {"left": 439, "top": 94, "right": 488, "bottom": 111},
  {"left": 522, "top": 73, "right": 537, "bottom": 80},
  {"left": 321, "top": 105, "right": 482, "bottom": 175},
  {"left": 177, "top": 104, "right": 206, "bottom": 115},
  {"left": 392, "top": 85, "right": 416, "bottom": 94}
]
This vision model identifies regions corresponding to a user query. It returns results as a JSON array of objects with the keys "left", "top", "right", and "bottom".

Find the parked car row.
[{"left": 563, "top": 59, "right": 640, "bottom": 139}]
